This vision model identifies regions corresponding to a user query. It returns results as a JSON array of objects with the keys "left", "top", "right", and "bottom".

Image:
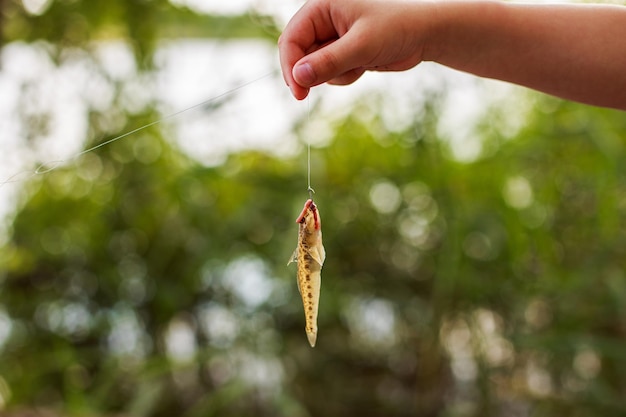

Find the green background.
[{"left": 1, "top": 1, "right": 626, "bottom": 416}]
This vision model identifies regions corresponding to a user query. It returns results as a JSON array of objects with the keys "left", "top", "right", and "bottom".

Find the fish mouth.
[{"left": 295, "top": 199, "right": 314, "bottom": 223}]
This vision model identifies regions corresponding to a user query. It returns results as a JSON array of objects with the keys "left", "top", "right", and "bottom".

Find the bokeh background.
[{"left": 1, "top": 0, "right": 626, "bottom": 416}]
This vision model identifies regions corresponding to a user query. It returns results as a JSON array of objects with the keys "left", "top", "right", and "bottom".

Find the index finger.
[
  {"left": 278, "top": 1, "right": 339, "bottom": 99},
  {"left": 278, "top": 34, "right": 310, "bottom": 100}
]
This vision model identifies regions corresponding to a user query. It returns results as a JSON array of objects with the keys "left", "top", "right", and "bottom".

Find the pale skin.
[{"left": 278, "top": 0, "right": 626, "bottom": 111}]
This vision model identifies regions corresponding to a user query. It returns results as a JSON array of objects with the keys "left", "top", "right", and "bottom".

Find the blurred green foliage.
[
  {"left": 2, "top": 1, "right": 626, "bottom": 417},
  {"left": 2, "top": 0, "right": 278, "bottom": 64}
]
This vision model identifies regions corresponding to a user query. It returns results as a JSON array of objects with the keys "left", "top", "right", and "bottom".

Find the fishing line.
[
  {"left": 306, "top": 94, "right": 315, "bottom": 199},
  {"left": 0, "top": 70, "right": 278, "bottom": 189}
]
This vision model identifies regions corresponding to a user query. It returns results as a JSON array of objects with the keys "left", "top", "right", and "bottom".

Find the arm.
[
  {"left": 278, "top": 0, "right": 626, "bottom": 110},
  {"left": 432, "top": 1, "right": 626, "bottom": 110}
]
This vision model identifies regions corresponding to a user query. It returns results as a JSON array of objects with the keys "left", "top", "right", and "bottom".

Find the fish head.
[{"left": 295, "top": 198, "right": 320, "bottom": 233}]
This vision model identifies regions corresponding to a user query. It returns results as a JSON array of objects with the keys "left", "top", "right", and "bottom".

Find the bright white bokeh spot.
[
  {"left": 441, "top": 317, "right": 477, "bottom": 381},
  {"left": 345, "top": 297, "right": 397, "bottom": 348},
  {"left": 223, "top": 257, "right": 273, "bottom": 308},
  {"left": 238, "top": 352, "right": 284, "bottom": 390},
  {"left": 0, "top": 310, "right": 12, "bottom": 351},
  {"left": 199, "top": 303, "right": 240, "bottom": 348},
  {"left": 107, "top": 307, "right": 149, "bottom": 359},
  {"left": 503, "top": 175, "right": 534, "bottom": 209},
  {"left": 169, "top": 0, "right": 253, "bottom": 14},
  {"left": 369, "top": 180, "right": 402, "bottom": 214},
  {"left": 22, "top": 0, "right": 52, "bottom": 15},
  {"left": 526, "top": 360, "right": 553, "bottom": 396},
  {"left": 165, "top": 317, "right": 197, "bottom": 363},
  {"left": 574, "top": 348, "right": 601, "bottom": 380}
]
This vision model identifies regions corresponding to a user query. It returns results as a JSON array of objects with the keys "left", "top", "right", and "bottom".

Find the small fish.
[{"left": 288, "top": 198, "right": 326, "bottom": 347}]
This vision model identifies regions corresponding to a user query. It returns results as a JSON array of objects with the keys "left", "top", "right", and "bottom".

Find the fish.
[{"left": 288, "top": 198, "right": 326, "bottom": 347}]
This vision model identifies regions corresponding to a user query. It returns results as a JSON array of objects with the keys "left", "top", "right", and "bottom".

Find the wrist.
[
  {"left": 419, "top": 0, "right": 446, "bottom": 63},
  {"left": 422, "top": 0, "right": 507, "bottom": 64}
]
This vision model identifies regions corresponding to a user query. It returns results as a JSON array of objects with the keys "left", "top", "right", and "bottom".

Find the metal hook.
[{"left": 307, "top": 186, "right": 315, "bottom": 200}]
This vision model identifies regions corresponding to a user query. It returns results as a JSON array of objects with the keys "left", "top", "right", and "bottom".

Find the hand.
[
  {"left": 279, "top": 0, "right": 626, "bottom": 109},
  {"left": 278, "top": 0, "right": 433, "bottom": 100}
]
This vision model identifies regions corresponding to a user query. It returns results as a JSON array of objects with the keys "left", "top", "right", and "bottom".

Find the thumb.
[{"left": 292, "top": 33, "right": 368, "bottom": 88}]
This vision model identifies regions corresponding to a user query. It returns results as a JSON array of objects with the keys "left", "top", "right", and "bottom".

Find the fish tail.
[{"left": 306, "top": 329, "right": 317, "bottom": 347}]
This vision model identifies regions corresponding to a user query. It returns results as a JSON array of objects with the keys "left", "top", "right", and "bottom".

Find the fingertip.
[{"left": 290, "top": 83, "right": 310, "bottom": 100}]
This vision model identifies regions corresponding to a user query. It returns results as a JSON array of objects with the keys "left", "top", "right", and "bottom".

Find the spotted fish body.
[{"left": 288, "top": 199, "right": 325, "bottom": 347}]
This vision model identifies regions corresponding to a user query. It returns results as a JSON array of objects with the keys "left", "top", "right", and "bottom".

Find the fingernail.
[{"left": 293, "top": 62, "right": 315, "bottom": 86}]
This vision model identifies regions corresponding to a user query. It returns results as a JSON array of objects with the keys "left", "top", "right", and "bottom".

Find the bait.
[{"left": 288, "top": 198, "right": 325, "bottom": 347}]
